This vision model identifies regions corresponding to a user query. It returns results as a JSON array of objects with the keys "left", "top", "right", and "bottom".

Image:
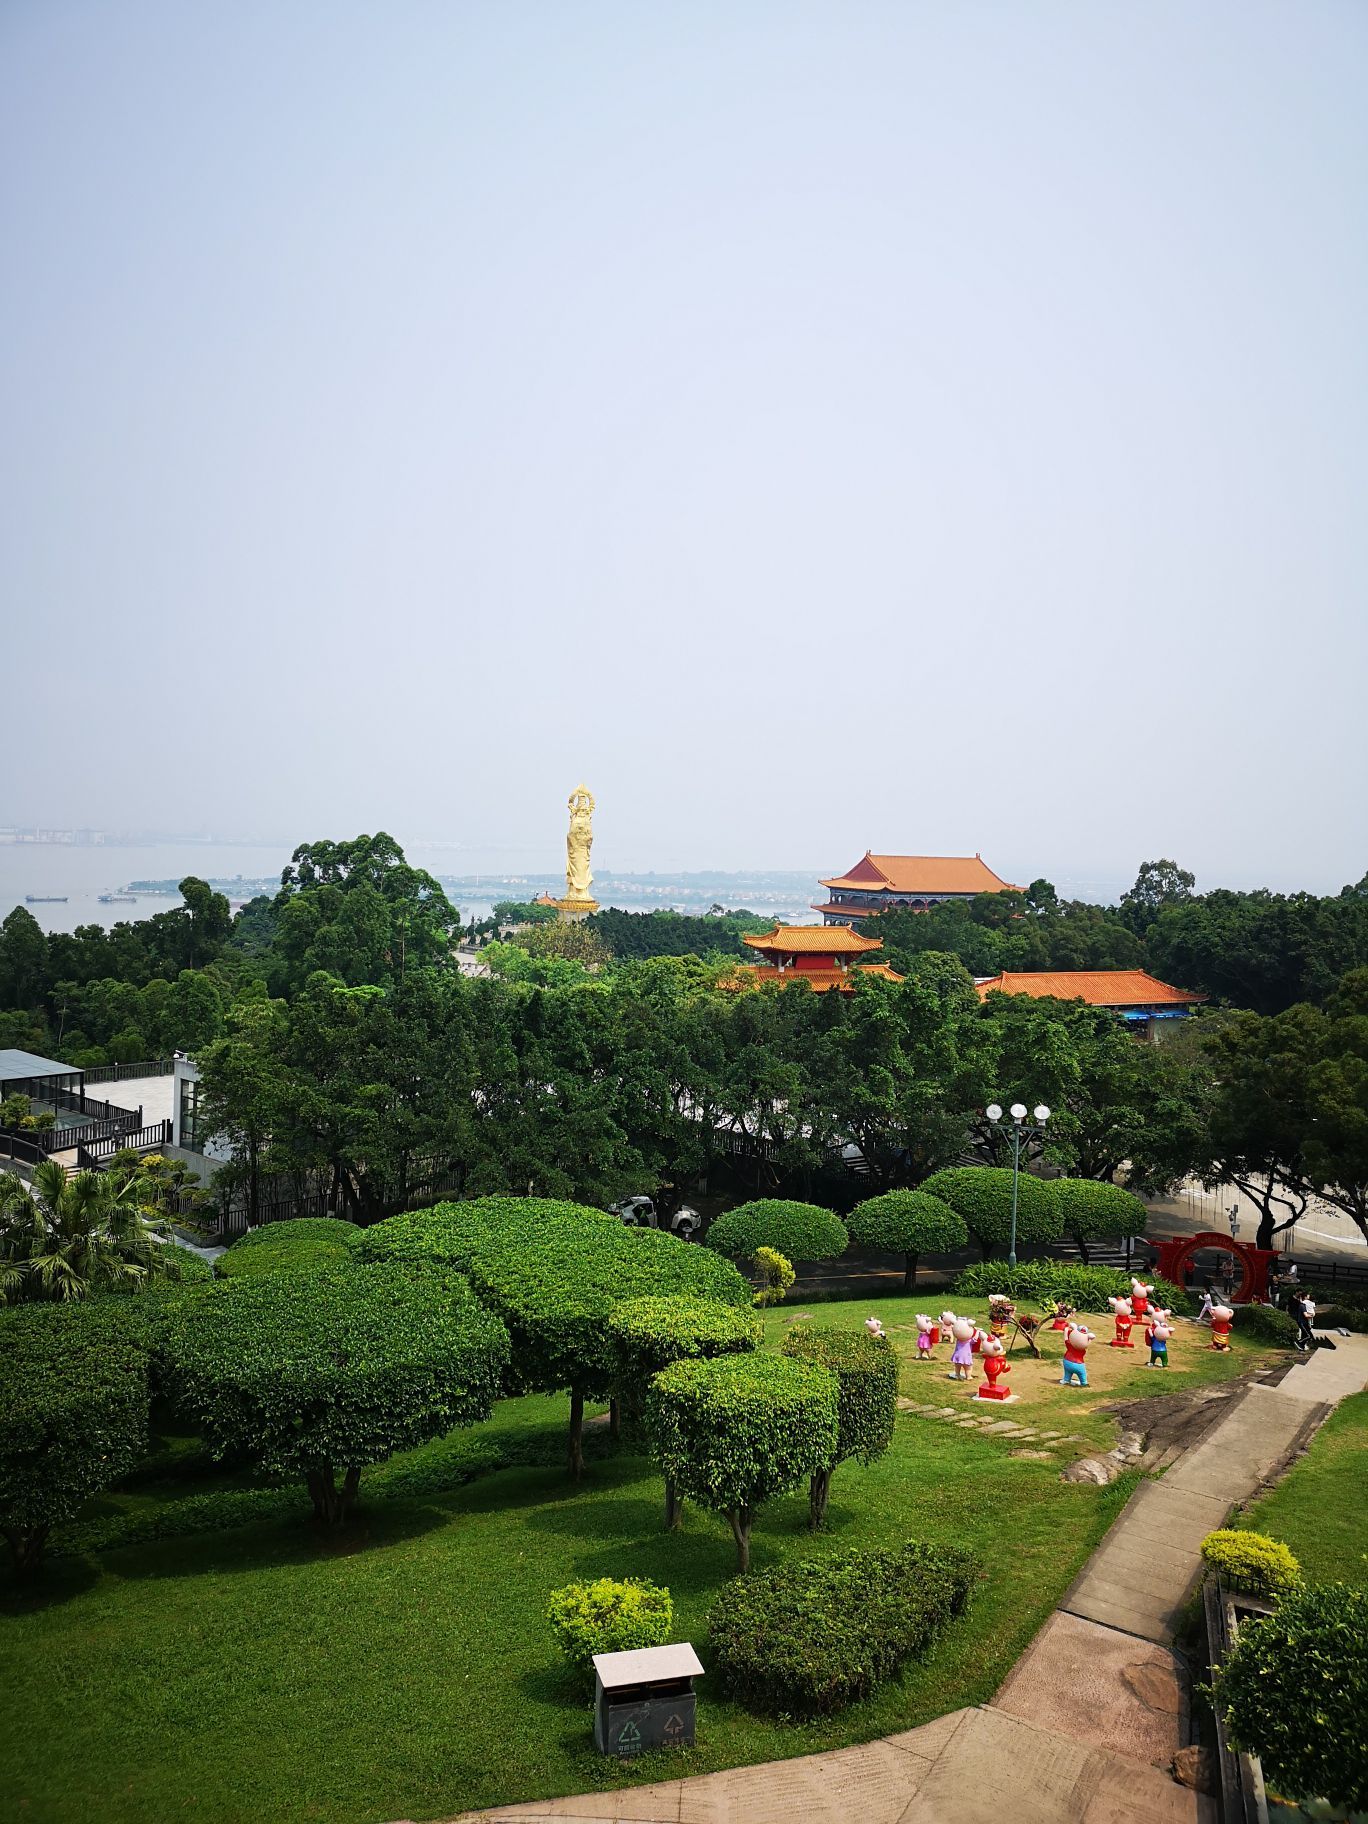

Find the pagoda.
[
  {"left": 817, "top": 850, "right": 1019, "bottom": 925},
  {"left": 726, "top": 923, "right": 904, "bottom": 993}
]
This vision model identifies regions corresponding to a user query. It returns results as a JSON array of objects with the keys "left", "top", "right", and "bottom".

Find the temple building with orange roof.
[
  {"left": 724, "top": 923, "right": 904, "bottom": 994},
  {"left": 974, "top": 969, "right": 1205, "bottom": 1041},
  {"left": 817, "top": 850, "right": 1019, "bottom": 925}
]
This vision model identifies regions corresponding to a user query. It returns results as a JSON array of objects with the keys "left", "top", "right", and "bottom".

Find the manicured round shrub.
[
  {"left": 607, "top": 1297, "right": 762, "bottom": 1383},
  {"left": 921, "top": 1167, "right": 1061, "bottom": 1259},
  {"left": 547, "top": 1578, "right": 673, "bottom": 1680},
  {"left": 781, "top": 1324, "right": 898, "bottom": 1526},
  {"left": 1050, "top": 1180, "right": 1148, "bottom": 1256},
  {"left": 646, "top": 1353, "right": 839, "bottom": 1569},
  {"left": 708, "top": 1540, "right": 978, "bottom": 1716},
  {"left": 160, "top": 1263, "right": 510, "bottom": 1522},
  {"left": 951, "top": 1259, "right": 1193, "bottom": 1317},
  {"left": 1201, "top": 1529, "right": 1301, "bottom": 1600},
  {"left": 705, "top": 1200, "right": 848, "bottom": 1266},
  {"left": 751, "top": 1246, "right": 795, "bottom": 1307},
  {"left": 0, "top": 1301, "right": 150, "bottom": 1571},
  {"left": 447, "top": 1216, "right": 751, "bottom": 1478},
  {"left": 846, "top": 1190, "right": 968, "bottom": 1289},
  {"left": 1232, "top": 1303, "right": 1299, "bottom": 1347},
  {"left": 357, "top": 1196, "right": 614, "bottom": 1269},
  {"left": 1216, "top": 1583, "right": 1368, "bottom": 1809},
  {"left": 219, "top": 1217, "right": 364, "bottom": 1279}
]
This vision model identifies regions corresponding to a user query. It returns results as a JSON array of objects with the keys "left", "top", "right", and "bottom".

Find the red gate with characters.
[{"left": 1151, "top": 1232, "right": 1277, "bottom": 1304}]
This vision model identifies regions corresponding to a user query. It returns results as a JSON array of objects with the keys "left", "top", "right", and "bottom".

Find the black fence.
[
  {"left": 80, "top": 1059, "right": 174, "bottom": 1085},
  {"left": 78, "top": 1120, "right": 174, "bottom": 1167},
  {"left": 211, "top": 1158, "right": 468, "bottom": 1242}
]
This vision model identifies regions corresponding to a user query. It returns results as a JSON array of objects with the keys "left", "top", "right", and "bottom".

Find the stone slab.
[{"left": 994, "top": 1612, "right": 1188, "bottom": 1770}]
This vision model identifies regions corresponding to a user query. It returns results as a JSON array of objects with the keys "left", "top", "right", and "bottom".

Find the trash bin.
[{"left": 592, "top": 1643, "right": 704, "bottom": 1756}]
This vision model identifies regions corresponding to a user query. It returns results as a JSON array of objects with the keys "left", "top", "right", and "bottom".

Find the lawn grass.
[
  {"left": 1234, "top": 1388, "right": 1368, "bottom": 1590},
  {"left": 0, "top": 1291, "right": 1281, "bottom": 1824}
]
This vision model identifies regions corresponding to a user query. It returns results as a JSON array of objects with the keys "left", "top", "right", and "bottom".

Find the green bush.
[
  {"left": 357, "top": 1196, "right": 614, "bottom": 1270},
  {"left": 159, "top": 1263, "right": 510, "bottom": 1522},
  {"left": 751, "top": 1246, "right": 795, "bottom": 1307},
  {"left": 219, "top": 1218, "right": 364, "bottom": 1279},
  {"left": 951, "top": 1258, "right": 1194, "bottom": 1316},
  {"left": 164, "top": 1245, "right": 214, "bottom": 1284},
  {"left": 0, "top": 1301, "right": 150, "bottom": 1571},
  {"left": 646, "top": 1353, "right": 839, "bottom": 1569},
  {"left": 607, "top": 1297, "right": 761, "bottom": 1389},
  {"left": 383, "top": 1204, "right": 751, "bottom": 1478},
  {"left": 1050, "top": 1179, "right": 1148, "bottom": 1251},
  {"left": 708, "top": 1540, "right": 978, "bottom": 1716},
  {"left": 1201, "top": 1529, "right": 1301, "bottom": 1599},
  {"left": 705, "top": 1200, "right": 848, "bottom": 1265},
  {"left": 1216, "top": 1583, "right": 1368, "bottom": 1809},
  {"left": 846, "top": 1190, "right": 967, "bottom": 1289},
  {"left": 781, "top": 1324, "right": 898, "bottom": 1526},
  {"left": 1231, "top": 1303, "right": 1299, "bottom": 1347},
  {"left": 920, "top": 1167, "right": 1061, "bottom": 1258},
  {"left": 1304, "top": 1285, "right": 1368, "bottom": 1333},
  {"left": 546, "top": 1578, "right": 673, "bottom": 1679}
]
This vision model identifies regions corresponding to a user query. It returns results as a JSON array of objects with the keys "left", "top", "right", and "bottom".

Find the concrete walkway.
[{"left": 445, "top": 1337, "right": 1368, "bottom": 1824}]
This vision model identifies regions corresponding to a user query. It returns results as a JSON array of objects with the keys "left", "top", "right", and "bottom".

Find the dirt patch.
[{"left": 1096, "top": 1372, "right": 1260, "bottom": 1470}]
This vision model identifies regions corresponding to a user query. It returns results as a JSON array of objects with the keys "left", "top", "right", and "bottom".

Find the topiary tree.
[
  {"left": 846, "top": 1190, "right": 968, "bottom": 1290},
  {"left": 646, "top": 1354, "right": 839, "bottom": 1570},
  {"left": 160, "top": 1263, "right": 510, "bottom": 1522},
  {"left": 1050, "top": 1179, "right": 1147, "bottom": 1263},
  {"left": 0, "top": 1301, "right": 150, "bottom": 1570},
  {"left": 705, "top": 1200, "right": 848, "bottom": 1267},
  {"left": 920, "top": 1166, "right": 1061, "bottom": 1260},
  {"left": 218, "top": 1216, "right": 365, "bottom": 1279},
  {"left": 751, "top": 1246, "right": 795, "bottom": 1307},
  {"left": 1216, "top": 1583, "right": 1368, "bottom": 1810},
  {"left": 607, "top": 1296, "right": 763, "bottom": 1524},
  {"left": 357, "top": 1196, "right": 616, "bottom": 1270},
  {"left": 780, "top": 1324, "right": 898, "bottom": 1528}
]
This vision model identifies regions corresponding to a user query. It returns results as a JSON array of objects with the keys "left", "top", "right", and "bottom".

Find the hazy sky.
[{"left": 4, "top": 1, "right": 1366, "bottom": 895}]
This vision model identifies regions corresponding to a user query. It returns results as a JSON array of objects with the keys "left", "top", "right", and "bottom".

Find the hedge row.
[
  {"left": 951, "top": 1259, "right": 1194, "bottom": 1315},
  {"left": 708, "top": 1540, "right": 978, "bottom": 1715}
]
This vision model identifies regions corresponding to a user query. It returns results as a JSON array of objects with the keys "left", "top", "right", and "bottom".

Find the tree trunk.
[
  {"left": 1075, "top": 1234, "right": 1091, "bottom": 1264},
  {"left": 664, "top": 1479, "right": 683, "bottom": 1531},
  {"left": 903, "top": 1251, "right": 917, "bottom": 1292},
  {"left": 728, "top": 1506, "right": 752, "bottom": 1572},
  {"left": 305, "top": 1462, "right": 360, "bottom": 1524},
  {"left": 568, "top": 1390, "right": 585, "bottom": 1481},
  {"left": 980, "top": 1239, "right": 993, "bottom": 1262},
  {"left": 808, "top": 1467, "right": 832, "bottom": 1531},
  {"left": 4, "top": 1524, "right": 49, "bottom": 1573},
  {"left": 609, "top": 1397, "right": 621, "bottom": 1440},
  {"left": 247, "top": 1134, "right": 260, "bottom": 1232}
]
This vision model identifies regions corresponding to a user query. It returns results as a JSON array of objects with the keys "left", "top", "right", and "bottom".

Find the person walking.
[{"left": 1292, "top": 1291, "right": 1316, "bottom": 1352}]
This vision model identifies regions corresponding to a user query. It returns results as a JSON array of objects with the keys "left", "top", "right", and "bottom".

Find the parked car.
[{"left": 607, "top": 1195, "right": 701, "bottom": 1240}]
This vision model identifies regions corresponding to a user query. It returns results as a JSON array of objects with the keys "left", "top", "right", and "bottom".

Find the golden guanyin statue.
[{"left": 565, "top": 785, "right": 596, "bottom": 901}]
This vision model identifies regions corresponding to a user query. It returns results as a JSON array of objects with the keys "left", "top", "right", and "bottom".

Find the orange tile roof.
[
  {"left": 975, "top": 970, "right": 1205, "bottom": 1008},
  {"left": 725, "top": 962, "right": 905, "bottom": 994},
  {"left": 820, "top": 851, "right": 1019, "bottom": 896},
  {"left": 742, "top": 923, "right": 883, "bottom": 955}
]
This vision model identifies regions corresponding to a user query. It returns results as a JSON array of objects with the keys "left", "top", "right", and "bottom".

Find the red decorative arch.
[{"left": 1150, "top": 1231, "right": 1277, "bottom": 1305}]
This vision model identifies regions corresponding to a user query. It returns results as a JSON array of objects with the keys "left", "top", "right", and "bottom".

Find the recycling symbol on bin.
[
  {"left": 616, "top": 1721, "right": 643, "bottom": 1752},
  {"left": 663, "top": 1714, "right": 685, "bottom": 1741}
]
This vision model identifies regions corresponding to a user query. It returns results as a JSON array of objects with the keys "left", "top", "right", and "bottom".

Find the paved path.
[{"left": 444, "top": 1337, "right": 1368, "bottom": 1824}]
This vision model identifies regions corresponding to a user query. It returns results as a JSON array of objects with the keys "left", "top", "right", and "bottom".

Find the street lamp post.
[{"left": 985, "top": 1100, "right": 1051, "bottom": 1268}]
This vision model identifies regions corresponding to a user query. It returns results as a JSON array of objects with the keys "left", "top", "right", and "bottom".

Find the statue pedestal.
[{"left": 555, "top": 897, "right": 599, "bottom": 924}]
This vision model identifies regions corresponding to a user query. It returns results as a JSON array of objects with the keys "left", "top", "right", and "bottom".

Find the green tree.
[
  {"left": 846, "top": 1189, "right": 968, "bottom": 1289},
  {"left": 705, "top": 1199, "right": 848, "bottom": 1265},
  {"left": 0, "top": 1161, "right": 185, "bottom": 1303},
  {"left": 195, "top": 995, "right": 290, "bottom": 1232},
  {"left": 1049, "top": 1179, "right": 1148, "bottom": 1263},
  {"left": 0, "top": 906, "right": 49, "bottom": 1009},
  {"left": 920, "top": 1165, "right": 1061, "bottom": 1260},
  {"left": 161, "top": 1263, "right": 510, "bottom": 1523},
  {"left": 0, "top": 1301, "right": 150, "bottom": 1570},
  {"left": 646, "top": 1353, "right": 839, "bottom": 1570},
  {"left": 1119, "top": 858, "right": 1196, "bottom": 931},
  {"left": 780, "top": 1324, "right": 898, "bottom": 1527}
]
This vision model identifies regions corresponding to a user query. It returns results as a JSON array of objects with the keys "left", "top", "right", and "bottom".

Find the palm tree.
[{"left": 0, "top": 1161, "right": 183, "bottom": 1302}]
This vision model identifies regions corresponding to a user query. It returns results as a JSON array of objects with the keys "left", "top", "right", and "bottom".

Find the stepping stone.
[
  {"left": 983, "top": 1420, "right": 1023, "bottom": 1434},
  {"left": 1037, "top": 1430, "right": 1064, "bottom": 1439},
  {"left": 1010, "top": 1448, "right": 1057, "bottom": 1461}
]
